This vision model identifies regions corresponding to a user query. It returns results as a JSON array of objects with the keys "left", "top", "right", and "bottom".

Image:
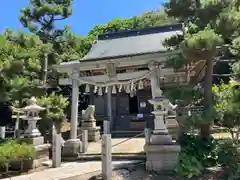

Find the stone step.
[{"left": 62, "top": 153, "right": 146, "bottom": 162}]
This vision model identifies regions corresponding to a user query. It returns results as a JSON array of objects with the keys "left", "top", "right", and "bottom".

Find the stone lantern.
[
  {"left": 145, "top": 88, "right": 181, "bottom": 171},
  {"left": 21, "top": 97, "right": 45, "bottom": 138},
  {"left": 19, "top": 96, "right": 50, "bottom": 168},
  {"left": 148, "top": 96, "right": 172, "bottom": 144}
]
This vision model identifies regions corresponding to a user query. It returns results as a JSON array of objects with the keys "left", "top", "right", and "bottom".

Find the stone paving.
[
  {"left": 1, "top": 138, "right": 145, "bottom": 180},
  {"left": 86, "top": 138, "right": 145, "bottom": 154},
  {"left": 2, "top": 161, "right": 142, "bottom": 180}
]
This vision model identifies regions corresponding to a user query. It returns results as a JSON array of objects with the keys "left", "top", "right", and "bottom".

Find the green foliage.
[
  {"left": 213, "top": 83, "right": 240, "bottom": 140},
  {"left": 132, "top": 9, "right": 177, "bottom": 28},
  {"left": 88, "top": 9, "right": 177, "bottom": 39},
  {"left": 183, "top": 28, "right": 223, "bottom": 51},
  {"left": 181, "top": 28, "right": 223, "bottom": 60},
  {"left": 0, "top": 32, "right": 48, "bottom": 104},
  {"left": 180, "top": 134, "right": 219, "bottom": 167},
  {"left": 163, "top": 84, "right": 203, "bottom": 104},
  {"left": 0, "top": 139, "right": 35, "bottom": 162},
  {"left": 20, "top": 0, "right": 73, "bottom": 42},
  {"left": 165, "top": 54, "right": 186, "bottom": 69},
  {"left": 37, "top": 93, "right": 69, "bottom": 133},
  {"left": 232, "top": 61, "right": 240, "bottom": 80},
  {"left": 175, "top": 134, "right": 219, "bottom": 178},
  {"left": 217, "top": 139, "right": 240, "bottom": 179},
  {"left": 175, "top": 152, "right": 204, "bottom": 178},
  {"left": 186, "top": 109, "right": 217, "bottom": 132}
]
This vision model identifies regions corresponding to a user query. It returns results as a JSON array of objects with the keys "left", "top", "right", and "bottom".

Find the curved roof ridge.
[{"left": 97, "top": 23, "right": 182, "bottom": 40}]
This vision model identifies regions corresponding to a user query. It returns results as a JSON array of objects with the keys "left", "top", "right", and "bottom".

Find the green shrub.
[
  {"left": 217, "top": 139, "right": 240, "bottom": 179},
  {"left": 0, "top": 139, "right": 35, "bottom": 164},
  {"left": 175, "top": 152, "right": 204, "bottom": 178},
  {"left": 179, "top": 133, "right": 219, "bottom": 167},
  {"left": 175, "top": 134, "right": 219, "bottom": 178}
]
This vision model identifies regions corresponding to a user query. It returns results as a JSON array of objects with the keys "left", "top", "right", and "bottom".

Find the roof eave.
[{"left": 80, "top": 49, "right": 178, "bottom": 62}]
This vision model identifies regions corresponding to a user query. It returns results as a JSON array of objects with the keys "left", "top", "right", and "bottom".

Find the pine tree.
[{"left": 163, "top": 0, "right": 240, "bottom": 137}]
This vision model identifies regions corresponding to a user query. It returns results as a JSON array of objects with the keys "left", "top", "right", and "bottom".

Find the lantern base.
[
  {"left": 20, "top": 136, "right": 44, "bottom": 146},
  {"left": 145, "top": 144, "right": 181, "bottom": 171}
]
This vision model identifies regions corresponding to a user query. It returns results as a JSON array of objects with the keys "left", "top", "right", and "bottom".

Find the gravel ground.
[{"left": 61, "top": 164, "right": 223, "bottom": 180}]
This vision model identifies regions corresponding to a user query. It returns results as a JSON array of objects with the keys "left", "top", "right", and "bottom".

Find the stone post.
[
  {"left": 71, "top": 70, "right": 79, "bottom": 140},
  {"left": 52, "top": 125, "right": 61, "bottom": 168},
  {"left": 63, "top": 69, "right": 82, "bottom": 156},
  {"left": 144, "top": 128, "right": 151, "bottom": 145},
  {"left": 102, "top": 134, "right": 112, "bottom": 180},
  {"left": 82, "top": 130, "right": 88, "bottom": 153},
  {"left": 0, "top": 126, "right": 5, "bottom": 139}
]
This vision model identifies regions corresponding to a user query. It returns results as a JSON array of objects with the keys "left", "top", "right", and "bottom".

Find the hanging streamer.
[
  {"left": 94, "top": 86, "right": 98, "bottom": 93},
  {"left": 112, "top": 85, "right": 117, "bottom": 94},
  {"left": 125, "top": 84, "right": 130, "bottom": 93},
  {"left": 138, "top": 80, "right": 144, "bottom": 90},
  {"left": 119, "top": 84, "right": 123, "bottom": 92},
  {"left": 144, "top": 80, "right": 149, "bottom": 87},
  {"left": 130, "top": 81, "right": 134, "bottom": 91},
  {"left": 85, "top": 84, "right": 90, "bottom": 93},
  {"left": 98, "top": 87, "right": 103, "bottom": 96},
  {"left": 130, "top": 91, "right": 134, "bottom": 98},
  {"left": 134, "top": 83, "right": 137, "bottom": 91},
  {"left": 105, "top": 86, "right": 108, "bottom": 94}
]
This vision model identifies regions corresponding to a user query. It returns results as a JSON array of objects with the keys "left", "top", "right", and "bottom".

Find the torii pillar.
[{"left": 63, "top": 69, "right": 82, "bottom": 156}]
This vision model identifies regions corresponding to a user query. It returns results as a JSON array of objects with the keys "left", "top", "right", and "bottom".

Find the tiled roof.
[{"left": 82, "top": 24, "right": 182, "bottom": 61}]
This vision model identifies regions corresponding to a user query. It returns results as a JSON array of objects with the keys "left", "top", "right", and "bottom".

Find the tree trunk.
[
  {"left": 55, "top": 122, "right": 62, "bottom": 134},
  {"left": 201, "top": 57, "right": 213, "bottom": 137}
]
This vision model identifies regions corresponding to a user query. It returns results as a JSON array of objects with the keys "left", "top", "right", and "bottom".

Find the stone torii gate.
[{"left": 53, "top": 24, "right": 201, "bottom": 157}]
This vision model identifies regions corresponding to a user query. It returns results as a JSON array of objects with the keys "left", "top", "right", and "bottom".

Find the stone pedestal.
[
  {"left": 34, "top": 143, "right": 51, "bottom": 168},
  {"left": 146, "top": 131, "right": 181, "bottom": 171},
  {"left": 62, "top": 139, "right": 82, "bottom": 157},
  {"left": 80, "top": 120, "right": 100, "bottom": 142},
  {"left": 21, "top": 136, "right": 44, "bottom": 146},
  {"left": 145, "top": 144, "right": 181, "bottom": 171},
  {"left": 150, "top": 134, "right": 173, "bottom": 145}
]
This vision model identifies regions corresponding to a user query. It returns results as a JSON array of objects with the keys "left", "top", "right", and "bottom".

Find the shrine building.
[{"left": 54, "top": 24, "right": 206, "bottom": 139}]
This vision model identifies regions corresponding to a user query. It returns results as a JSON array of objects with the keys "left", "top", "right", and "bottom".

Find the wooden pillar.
[
  {"left": 114, "top": 93, "right": 120, "bottom": 131},
  {"left": 107, "top": 86, "right": 112, "bottom": 133},
  {"left": 89, "top": 86, "right": 94, "bottom": 105}
]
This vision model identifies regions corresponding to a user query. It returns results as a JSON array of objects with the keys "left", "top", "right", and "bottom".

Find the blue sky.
[{"left": 0, "top": 0, "right": 166, "bottom": 35}]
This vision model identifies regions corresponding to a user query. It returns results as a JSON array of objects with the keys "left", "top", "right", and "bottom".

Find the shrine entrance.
[
  {"left": 129, "top": 95, "right": 138, "bottom": 114},
  {"left": 54, "top": 24, "right": 204, "bottom": 139}
]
